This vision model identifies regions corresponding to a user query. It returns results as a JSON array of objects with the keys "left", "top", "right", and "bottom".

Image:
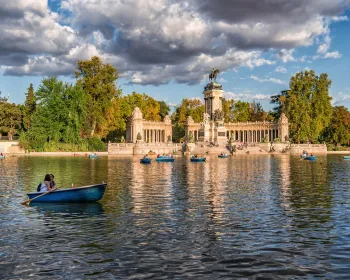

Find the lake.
[{"left": 0, "top": 155, "right": 349, "bottom": 279}]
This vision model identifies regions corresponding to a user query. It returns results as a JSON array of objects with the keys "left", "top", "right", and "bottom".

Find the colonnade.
[
  {"left": 230, "top": 129, "right": 279, "bottom": 143},
  {"left": 143, "top": 129, "right": 166, "bottom": 143}
]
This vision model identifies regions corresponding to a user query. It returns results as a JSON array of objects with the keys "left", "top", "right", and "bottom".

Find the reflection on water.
[{"left": 0, "top": 155, "right": 350, "bottom": 279}]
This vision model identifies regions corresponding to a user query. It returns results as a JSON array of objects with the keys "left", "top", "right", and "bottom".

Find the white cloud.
[
  {"left": 276, "top": 49, "right": 296, "bottom": 63},
  {"left": 218, "top": 77, "right": 228, "bottom": 83},
  {"left": 331, "top": 91, "right": 350, "bottom": 105},
  {"left": 274, "top": 66, "right": 287, "bottom": 73},
  {"left": 324, "top": 51, "right": 342, "bottom": 59},
  {"left": 250, "top": 75, "right": 286, "bottom": 85}
]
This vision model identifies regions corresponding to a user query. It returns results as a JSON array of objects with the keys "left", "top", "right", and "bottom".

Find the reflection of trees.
[{"left": 288, "top": 156, "right": 332, "bottom": 226}]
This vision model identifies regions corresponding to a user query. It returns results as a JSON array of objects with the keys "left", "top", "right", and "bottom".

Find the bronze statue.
[
  {"left": 209, "top": 68, "right": 220, "bottom": 82},
  {"left": 213, "top": 109, "right": 223, "bottom": 121}
]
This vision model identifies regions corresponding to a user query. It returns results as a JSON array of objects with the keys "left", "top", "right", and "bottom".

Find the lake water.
[{"left": 0, "top": 155, "right": 349, "bottom": 279}]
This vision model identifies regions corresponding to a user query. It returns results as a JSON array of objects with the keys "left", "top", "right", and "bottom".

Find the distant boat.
[
  {"left": 190, "top": 156, "right": 206, "bottom": 162},
  {"left": 300, "top": 154, "right": 308, "bottom": 159},
  {"left": 218, "top": 154, "right": 229, "bottom": 158},
  {"left": 344, "top": 156, "right": 350, "bottom": 160},
  {"left": 26, "top": 183, "right": 107, "bottom": 203},
  {"left": 89, "top": 154, "right": 98, "bottom": 159},
  {"left": 0, "top": 155, "right": 5, "bottom": 160},
  {"left": 140, "top": 157, "right": 152, "bottom": 164},
  {"left": 304, "top": 156, "right": 317, "bottom": 161},
  {"left": 156, "top": 156, "right": 174, "bottom": 162}
]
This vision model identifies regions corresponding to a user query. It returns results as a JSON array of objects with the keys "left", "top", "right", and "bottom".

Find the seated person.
[
  {"left": 50, "top": 174, "right": 56, "bottom": 189},
  {"left": 39, "top": 174, "right": 53, "bottom": 192}
]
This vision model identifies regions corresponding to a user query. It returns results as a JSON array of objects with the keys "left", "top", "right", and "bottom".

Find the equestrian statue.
[{"left": 209, "top": 68, "right": 220, "bottom": 82}]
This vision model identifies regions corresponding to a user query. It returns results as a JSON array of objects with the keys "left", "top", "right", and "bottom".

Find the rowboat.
[
  {"left": 344, "top": 156, "right": 350, "bottom": 160},
  {"left": 190, "top": 157, "right": 206, "bottom": 162},
  {"left": 218, "top": 154, "right": 229, "bottom": 158},
  {"left": 26, "top": 183, "right": 107, "bottom": 203},
  {"left": 0, "top": 155, "right": 5, "bottom": 159},
  {"left": 304, "top": 156, "right": 317, "bottom": 161},
  {"left": 300, "top": 154, "right": 308, "bottom": 159},
  {"left": 156, "top": 156, "right": 174, "bottom": 162},
  {"left": 140, "top": 157, "right": 152, "bottom": 164},
  {"left": 89, "top": 154, "right": 98, "bottom": 159}
]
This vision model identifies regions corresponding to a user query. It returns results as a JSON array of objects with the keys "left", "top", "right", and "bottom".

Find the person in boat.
[
  {"left": 0, "top": 152, "right": 3, "bottom": 156},
  {"left": 310, "top": 153, "right": 314, "bottom": 157},
  {"left": 50, "top": 174, "right": 56, "bottom": 189},
  {"left": 195, "top": 154, "right": 198, "bottom": 158},
  {"left": 39, "top": 174, "right": 53, "bottom": 192}
]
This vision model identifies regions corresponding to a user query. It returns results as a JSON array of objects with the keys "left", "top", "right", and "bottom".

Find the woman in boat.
[{"left": 39, "top": 174, "right": 53, "bottom": 192}]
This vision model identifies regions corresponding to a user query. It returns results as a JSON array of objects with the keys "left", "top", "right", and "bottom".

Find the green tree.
[
  {"left": 21, "top": 77, "right": 88, "bottom": 150},
  {"left": 324, "top": 106, "right": 350, "bottom": 146},
  {"left": 222, "top": 98, "right": 235, "bottom": 122},
  {"left": 0, "top": 102, "right": 22, "bottom": 140},
  {"left": 75, "top": 56, "right": 120, "bottom": 137},
  {"left": 158, "top": 101, "right": 171, "bottom": 120},
  {"left": 249, "top": 101, "right": 267, "bottom": 122},
  {"left": 171, "top": 98, "right": 204, "bottom": 142},
  {"left": 23, "top": 83, "right": 36, "bottom": 130},
  {"left": 274, "top": 70, "right": 333, "bottom": 143},
  {"left": 232, "top": 101, "right": 250, "bottom": 122}
]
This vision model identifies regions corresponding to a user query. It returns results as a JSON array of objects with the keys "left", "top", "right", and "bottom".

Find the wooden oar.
[{"left": 21, "top": 187, "right": 59, "bottom": 205}]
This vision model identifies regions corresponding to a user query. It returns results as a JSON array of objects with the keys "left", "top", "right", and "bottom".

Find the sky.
[{"left": 0, "top": 0, "right": 350, "bottom": 111}]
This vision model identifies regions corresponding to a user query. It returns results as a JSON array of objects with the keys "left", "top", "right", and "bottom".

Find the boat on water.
[
  {"left": 140, "top": 157, "right": 152, "bottom": 164},
  {"left": 218, "top": 154, "right": 229, "bottom": 158},
  {"left": 89, "top": 154, "right": 99, "bottom": 159},
  {"left": 0, "top": 155, "right": 5, "bottom": 160},
  {"left": 304, "top": 156, "right": 317, "bottom": 161},
  {"left": 26, "top": 183, "right": 107, "bottom": 203},
  {"left": 344, "top": 156, "right": 350, "bottom": 160},
  {"left": 190, "top": 156, "right": 206, "bottom": 162},
  {"left": 155, "top": 156, "right": 175, "bottom": 162}
]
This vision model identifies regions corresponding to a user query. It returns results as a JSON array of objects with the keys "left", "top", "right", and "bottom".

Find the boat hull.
[
  {"left": 140, "top": 158, "right": 152, "bottom": 163},
  {"left": 89, "top": 155, "right": 99, "bottom": 159},
  {"left": 304, "top": 156, "right": 317, "bottom": 161},
  {"left": 156, "top": 157, "right": 174, "bottom": 162},
  {"left": 27, "top": 183, "right": 107, "bottom": 203},
  {"left": 344, "top": 156, "right": 350, "bottom": 160},
  {"left": 190, "top": 158, "right": 206, "bottom": 162},
  {"left": 218, "top": 155, "right": 228, "bottom": 158},
  {"left": 0, "top": 155, "right": 4, "bottom": 159}
]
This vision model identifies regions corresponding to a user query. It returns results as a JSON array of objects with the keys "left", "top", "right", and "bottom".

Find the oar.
[{"left": 21, "top": 187, "right": 59, "bottom": 206}]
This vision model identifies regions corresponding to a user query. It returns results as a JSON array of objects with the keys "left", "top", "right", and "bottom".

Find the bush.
[{"left": 87, "top": 137, "right": 106, "bottom": 151}]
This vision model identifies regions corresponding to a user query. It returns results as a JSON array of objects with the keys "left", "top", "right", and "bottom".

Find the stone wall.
[
  {"left": 289, "top": 144, "right": 327, "bottom": 154},
  {"left": 108, "top": 143, "right": 181, "bottom": 155},
  {"left": 0, "top": 141, "right": 25, "bottom": 153}
]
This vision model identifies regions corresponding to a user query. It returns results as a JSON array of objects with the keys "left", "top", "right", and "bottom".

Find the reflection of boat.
[
  {"left": 218, "top": 154, "right": 228, "bottom": 158},
  {"left": 140, "top": 157, "right": 152, "bottom": 164},
  {"left": 344, "top": 156, "right": 350, "bottom": 160},
  {"left": 156, "top": 156, "right": 174, "bottom": 162},
  {"left": 89, "top": 154, "right": 98, "bottom": 159},
  {"left": 26, "top": 183, "right": 107, "bottom": 202},
  {"left": 31, "top": 202, "right": 104, "bottom": 215},
  {"left": 0, "top": 155, "right": 5, "bottom": 159},
  {"left": 190, "top": 156, "right": 206, "bottom": 162},
  {"left": 304, "top": 156, "right": 317, "bottom": 161}
]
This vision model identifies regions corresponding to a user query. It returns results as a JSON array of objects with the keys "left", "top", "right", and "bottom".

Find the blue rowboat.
[
  {"left": 304, "top": 156, "right": 317, "bottom": 161},
  {"left": 300, "top": 154, "right": 308, "bottom": 159},
  {"left": 156, "top": 156, "right": 174, "bottom": 162},
  {"left": 218, "top": 154, "right": 229, "bottom": 158},
  {"left": 0, "top": 155, "right": 5, "bottom": 159},
  {"left": 26, "top": 183, "right": 107, "bottom": 203},
  {"left": 140, "top": 157, "right": 152, "bottom": 164},
  {"left": 344, "top": 156, "right": 350, "bottom": 160},
  {"left": 89, "top": 154, "right": 98, "bottom": 159},
  {"left": 190, "top": 157, "right": 206, "bottom": 162}
]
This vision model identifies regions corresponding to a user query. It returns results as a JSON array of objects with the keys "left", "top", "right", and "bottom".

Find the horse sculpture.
[{"left": 209, "top": 68, "right": 220, "bottom": 82}]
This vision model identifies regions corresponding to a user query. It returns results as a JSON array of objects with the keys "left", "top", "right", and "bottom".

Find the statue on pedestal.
[{"left": 209, "top": 68, "right": 220, "bottom": 82}]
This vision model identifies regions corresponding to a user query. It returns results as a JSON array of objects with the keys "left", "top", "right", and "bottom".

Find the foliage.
[
  {"left": 87, "top": 137, "right": 106, "bottom": 151},
  {"left": 171, "top": 98, "right": 204, "bottom": 142},
  {"left": 0, "top": 101, "right": 22, "bottom": 140},
  {"left": 323, "top": 106, "right": 350, "bottom": 146},
  {"left": 249, "top": 101, "right": 267, "bottom": 122},
  {"left": 222, "top": 98, "right": 235, "bottom": 122},
  {"left": 19, "top": 77, "right": 88, "bottom": 151},
  {"left": 75, "top": 56, "right": 121, "bottom": 138},
  {"left": 158, "top": 101, "right": 171, "bottom": 120},
  {"left": 23, "top": 83, "right": 36, "bottom": 130},
  {"left": 232, "top": 101, "right": 251, "bottom": 122},
  {"left": 273, "top": 70, "right": 333, "bottom": 143}
]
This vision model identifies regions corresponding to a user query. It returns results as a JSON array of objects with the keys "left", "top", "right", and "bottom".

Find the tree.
[
  {"left": 249, "top": 101, "right": 267, "bottom": 122},
  {"left": 324, "top": 106, "right": 350, "bottom": 146},
  {"left": 23, "top": 83, "right": 36, "bottom": 130},
  {"left": 222, "top": 98, "right": 235, "bottom": 122},
  {"left": 0, "top": 102, "right": 22, "bottom": 140},
  {"left": 171, "top": 98, "right": 204, "bottom": 142},
  {"left": 75, "top": 56, "right": 120, "bottom": 137},
  {"left": 158, "top": 101, "right": 171, "bottom": 120},
  {"left": 232, "top": 101, "right": 251, "bottom": 122},
  {"left": 274, "top": 70, "right": 333, "bottom": 143}
]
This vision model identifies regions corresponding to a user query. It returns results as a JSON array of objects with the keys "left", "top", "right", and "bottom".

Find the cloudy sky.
[{"left": 1, "top": 0, "right": 350, "bottom": 109}]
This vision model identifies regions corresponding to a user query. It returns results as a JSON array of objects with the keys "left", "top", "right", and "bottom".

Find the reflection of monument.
[{"left": 185, "top": 69, "right": 289, "bottom": 146}]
